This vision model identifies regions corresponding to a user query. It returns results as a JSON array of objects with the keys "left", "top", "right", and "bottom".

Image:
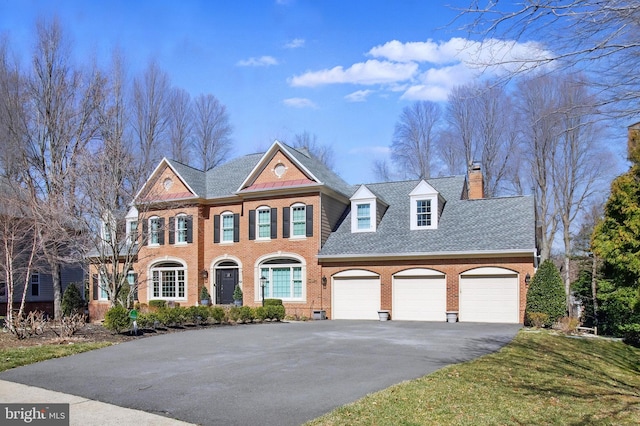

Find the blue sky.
[{"left": 0, "top": 0, "right": 562, "bottom": 184}]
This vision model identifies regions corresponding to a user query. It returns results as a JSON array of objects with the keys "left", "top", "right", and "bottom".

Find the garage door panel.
[
  {"left": 393, "top": 277, "right": 446, "bottom": 321},
  {"left": 459, "top": 275, "right": 519, "bottom": 323},
  {"left": 333, "top": 278, "right": 380, "bottom": 320}
]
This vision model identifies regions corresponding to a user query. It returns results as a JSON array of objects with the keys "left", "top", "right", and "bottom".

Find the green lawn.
[
  {"left": 306, "top": 330, "right": 640, "bottom": 426},
  {"left": 0, "top": 342, "right": 113, "bottom": 373}
]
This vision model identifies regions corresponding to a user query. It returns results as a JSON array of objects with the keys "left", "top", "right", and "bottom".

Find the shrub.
[
  {"left": 254, "top": 306, "right": 267, "bottom": 321},
  {"left": 53, "top": 313, "right": 87, "bottom": 338},
  {"left": 264, "top": 298, "right": 283, "bottom": 306},
  {"left": 61, "top": 283, "right": 84, "bottom": 316},
  {"left": 210, "top": 306, "right": 225, "bottom": 323},
  {"left": 157, "top": 307, "right": 186, "bottom": 327},
  {"left": 228, "top": 306, "right": 241, "bottom": 322},
  {"left": 265, "top": 305, "right": 285, "bottom": 321},
  {"left": 525, "top": 260, "right": 566, "bottom": 327},
  {"left": 186, "top": 305, "right": 209, "bottom": 325},
  {"left": 619, "top": 323, "right": 640, "bottom": 347},
  {"left": 104, "top": 306, "right": 131, "bottom": 333},
  {"left": 233, "top": 285, "right": 243, "bottom": 301},
  {"left": 238, "top": 306, "right": 254, "bottom": 322},
  {"left": 526, "top": 312, "right": 549, "bottom": 328},
  {"left": 149, "top": 300, "right": 167, "bottom": 310},
  {"left": 200, "top": 286, "right": 211, "bottom": 301},
  {"left": 552, "top": 316, "right": 580, "bottom": 334}
]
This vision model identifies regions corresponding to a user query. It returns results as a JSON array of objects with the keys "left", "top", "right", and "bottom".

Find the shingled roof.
[
  {"left": 164, "top": 142, "right": 353, "bottom": 200},
  {"left": 319, "top": 176, "right": 536, "bottom": 258}
]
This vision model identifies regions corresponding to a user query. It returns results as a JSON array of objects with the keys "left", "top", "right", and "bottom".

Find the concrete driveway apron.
[{"left": 0, "top": 320, "right": 520, "bottom": 426}]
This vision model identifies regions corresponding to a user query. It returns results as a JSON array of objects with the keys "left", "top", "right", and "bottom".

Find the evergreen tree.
[
  {"left": 525, "top": 260, "right": 566, "bottom": 327},
  {"left": 61, "top": 284, "right": 84, "bottom": 316}
]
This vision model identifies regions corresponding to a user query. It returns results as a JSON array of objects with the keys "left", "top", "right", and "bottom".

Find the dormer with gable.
[
  {"left": 409, "top": 180, "right": 445, "bottom": 230},
  {"left": 350, "top": 185, "right": 388, "bottom": 233}
]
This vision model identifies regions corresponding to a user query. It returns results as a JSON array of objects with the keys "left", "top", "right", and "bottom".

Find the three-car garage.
[{"left": 331, "top": 267, "right": 521, "bottom": 323}]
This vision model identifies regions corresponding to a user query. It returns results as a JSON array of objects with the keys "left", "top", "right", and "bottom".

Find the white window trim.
[
  {"left": 409, "top": 180, "right": 439, "bottom": 230},
  {"left": 256, "top": 206, "right": 271, "bottom": 240},
  {"left": 98, "top": 273, "right": 109, "bottom": 301},
  {"left": 175, "top": 213, "right": 188, "bottom": 245},
  {"left": 149, "top": 216, "right": 161, "bottom": 246},
  {"left": 254, "top": 253, "right": 306, "bottom": 303},
  {"left": 221, "top": 211, "right": 235, "bottom": 244},
  {"left": 411, "top": 197, "right": 437, "bottom": 230},
  {"left": 150, "top": 262, "right": 188, "bottom": 300},
  {"left": 290, "top": 203, "right": 306, "bottom": 239},
  {"left": 126, "top": 220, "right": 138, "bottom": 245},
  {"left": 351, "top": 198, "right": 376, "bottom": 233}
]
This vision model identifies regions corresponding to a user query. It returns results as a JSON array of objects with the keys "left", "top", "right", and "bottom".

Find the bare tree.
[
  {"left": 292, "top": 131, "right": 336, "bottom": 170},
  {"left": 391, "top": 101, "right": 442, "bottom": 179},
  {"left": 168, "top": 87, "right": 193, "bottom": 165},
  {"left": 445, "top": 82, "right": 519, "bottom": 197},
  {"left": 458, "top": 1, "right": 640, "bottom": 119},
  {"left": 552, "top": 75, "right": 608, "bottom": 311},
  {"left": 515, "top": 74, "right": 562, "bottom": 262},
  {"left": 0, "top": 179, "right": 40, "bottom": 333},
  {"left": 131, "top": 60, "right": 171, "bottom": 187},
  {"left": 193, "top": 93, "right": 232, "bottom": 171},
  {"left": 19, "top": 19, "right": 104, "bottom": 318}
]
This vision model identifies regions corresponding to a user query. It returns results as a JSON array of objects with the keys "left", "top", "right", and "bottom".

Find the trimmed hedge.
[
  {"left": 525, "top": 260, "right": 566, "bottom": 327},
  {"left": 149, "top": 300, "right": 167, "bottom": 309},
  {"left": 264, "top": 298, "right": 283, "bottom": 306}
]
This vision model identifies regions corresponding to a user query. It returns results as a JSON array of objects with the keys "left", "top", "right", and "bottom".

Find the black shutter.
[
  {"left": 306, "top": 205, "right": 314, "bottom": 237},
  {"left": 142, "top": 220, "right": 148, "bottom": 245},
  {"left": 186, "top": 215, "right": 193, "bottom": 243},
  {"left": 249, "top": 210, "right": 256, "bottom": 240},
  {"left": 213, "top": 214, "right": 220, "bottom": 243},
  {"left": 168, "top": 216, "right": 175, "bottom": 244},
  {"left": 233, "top": 213, "right": 240, "bottom": 242},
  {"left": 270, "top": 208, "right": 277, "bottom": 239},
  {"left": 92, "top": 274, "right": 98, "bottom": 300},
  {"left": 132, "top": 273, "right": 139, "bottom": 301},
  {"left": 158, "top": 218, "right": 165, "bottom": 245},
  {"left": 283, "top": 207, "right": 290, "bottom": 238}
]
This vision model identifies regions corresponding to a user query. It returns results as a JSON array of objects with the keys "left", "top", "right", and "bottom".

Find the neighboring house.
[
  {"left": 88, "top": 141, "right": 537, "bottom": 323},
  {"left": 0, "top": 178, "right": 85, "bottom": 318}
]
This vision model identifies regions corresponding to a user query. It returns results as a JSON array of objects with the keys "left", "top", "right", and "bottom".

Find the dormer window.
[
  {"left": 350, "top": 185, "right": 380, "bottom": 233},
  {"left": 410, "top": 180, "right": 441, "bottom": 230}
]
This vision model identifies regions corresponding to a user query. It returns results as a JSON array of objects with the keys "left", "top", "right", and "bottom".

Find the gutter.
[{"left": 317, "top": 248, "right": 538, "bottom": 262}]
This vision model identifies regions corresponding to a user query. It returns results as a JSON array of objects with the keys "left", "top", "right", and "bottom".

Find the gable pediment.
[
  {"left": 238, "top": 141, "right": 320, "bottom": 193},
  {"left": 135, "top": 159, "right": 198, "bottom": 203}
]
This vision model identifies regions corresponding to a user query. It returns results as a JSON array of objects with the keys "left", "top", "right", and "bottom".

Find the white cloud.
[
  {"left": 283, "top": 97, "right": 318, "bottom": 108},
  {"left": 287, "top": 37, "right": 554, "bottom": 102},
  {"left": 368, "top": 38, "right": 465, "bottom": 64},
  {"left": 349, "top": 145, "right": 390, "bottom": 155},
  {"left": 290, "top": 60, "right": 418, "bottom": 87},
  {"left": 285, "top": 38, "right": 305, "bottom": 49},
  {"left": 236, "top": 56, "right": 279, "bottom": 67},
  {"left": 344, "top": 89, "right": 374, "bottom": 102}
]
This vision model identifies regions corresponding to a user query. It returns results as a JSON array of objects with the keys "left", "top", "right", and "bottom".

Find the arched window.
[
  {"left": 258, "top": 258, "right": 304, "bottom": 300},
  {"left": 150, "top": 261, "right": 186, "bottom": 299}
]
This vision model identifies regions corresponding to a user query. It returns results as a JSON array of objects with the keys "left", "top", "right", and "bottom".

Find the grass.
[
  {"left": 306, "top": 330, "right": 640, "bottom": 426},
  {"left": 0, "top": 342, "right": 113, "bottom": 373}
]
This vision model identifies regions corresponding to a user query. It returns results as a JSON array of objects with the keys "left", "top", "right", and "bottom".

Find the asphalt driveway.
[{"left": 0, "top": 321, "right": 520, "bottom": 426}]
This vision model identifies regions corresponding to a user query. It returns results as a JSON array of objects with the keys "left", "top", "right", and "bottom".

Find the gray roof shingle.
[{"left": 319, "top": 176, "right": 536, "bottom": 257}]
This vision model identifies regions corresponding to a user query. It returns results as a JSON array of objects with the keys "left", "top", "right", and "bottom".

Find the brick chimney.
[{"left": 468, "top": 162, "right": 484, "bottom": 199}]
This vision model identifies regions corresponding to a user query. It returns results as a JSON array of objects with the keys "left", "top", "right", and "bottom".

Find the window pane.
[
  {"left": 357, "top": 203, "right": 371, "bottom": 230},
  {"left": 272, "top": 268, "right": 291, "bottom": 298},
  {"left": 293, "top": 267, "right": 302, "bottom": 298},
  {"left": 162, "top": 270, "right": 175, "bottom": 297},
  {"left": 222, "top": 214, "right": 234, "bottom": 242},
  {"left": 150, "top": 218, "right": 160, "bottom": 244},
  {"left": 178, "top": 270, "right": 185, "bottom": 298},
  {"left": 153, "top": 271, "right": 160, "bottom": 298},
  {"left": 177, "top": 216, "right": 187, "bottom": 242},
  {"left": 417, "top": 200, "right": 431, "bottom": 227},
  {"left": 292, "top": 206, "right": 306, "bottom": 236},
  {"left": 260, "top": 268, "right": 270, "bottom": 298},
  {"left": 258, "top": 209, "right": 270, "bottom": 238}
]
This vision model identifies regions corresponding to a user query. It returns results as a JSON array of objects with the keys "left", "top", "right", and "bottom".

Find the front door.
[{"left": 216, "top": 268, "right": 237, "bottom": 304}]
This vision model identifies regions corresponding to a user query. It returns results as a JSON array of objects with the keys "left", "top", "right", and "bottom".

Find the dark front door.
[{"left": 216, "top": 268, "right": 237, "bottom": 304}]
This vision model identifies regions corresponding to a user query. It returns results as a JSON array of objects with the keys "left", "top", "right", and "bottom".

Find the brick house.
[{"left": 88, "top": 141, "right": 537, "bottom": 323}]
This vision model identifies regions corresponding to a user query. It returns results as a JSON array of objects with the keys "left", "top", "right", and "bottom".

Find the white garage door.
[
  {"left": 393, "top": 276, "right": 446, "bottom": 321},
  {"left": 333, "top": 276, "right": 380, "bottom": 320},
  {"left": 459, "top": 270, "right": 519, "bottom": 323}
]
